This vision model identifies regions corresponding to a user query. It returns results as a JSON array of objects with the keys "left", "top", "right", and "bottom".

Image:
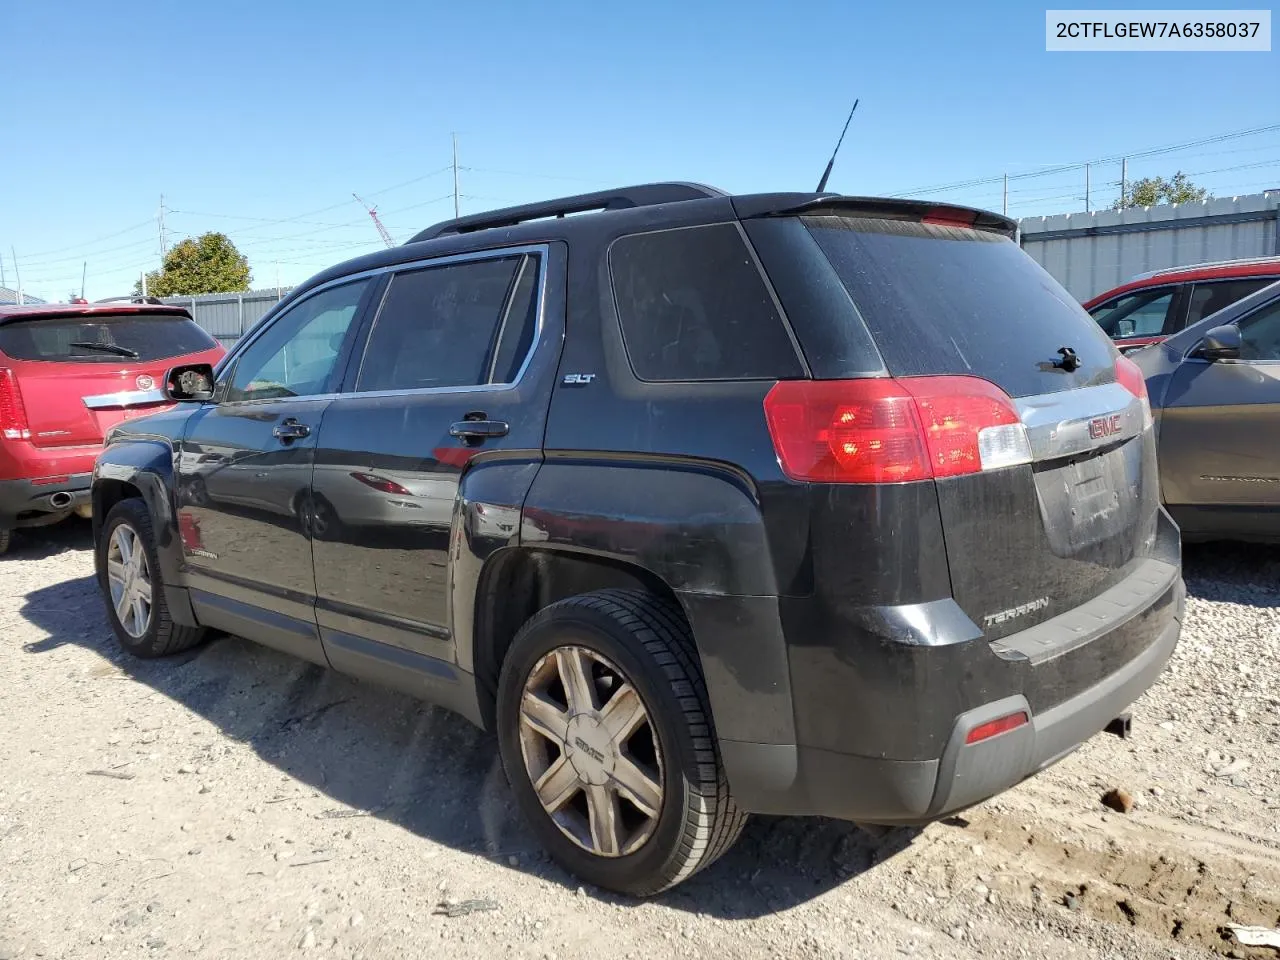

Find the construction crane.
[{"left": 352, "top": 193, "right": 395, "bottom": 248}]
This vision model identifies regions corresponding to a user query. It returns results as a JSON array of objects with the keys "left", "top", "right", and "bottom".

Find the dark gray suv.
[{"left": 92, "top": 183, "right": 1184, "bottom": 895}]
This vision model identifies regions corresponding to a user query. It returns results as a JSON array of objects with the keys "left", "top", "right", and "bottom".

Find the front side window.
[
  {"left": 355, "top": 254, "right": 537, "bottom": 393},
  {"left": 225, "top": 280, "right": 370, "bottom": 402},
  {"left": 1239, "top": 300, "right": 1280, "bottom": 362},
  {"left": 1088, "top": 287, "right": 1176, "bottom": 338}
]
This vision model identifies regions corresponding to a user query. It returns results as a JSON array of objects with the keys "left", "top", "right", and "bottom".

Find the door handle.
[
  {"left": 449, "top": 418, "right": 509, "bottom": 444},
  {"left": 272, "top": 418, "right": 311, "bottom": 442}
]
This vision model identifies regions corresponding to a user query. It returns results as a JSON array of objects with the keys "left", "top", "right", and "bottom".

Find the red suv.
[
  {"left": 0, "top": 300, "right": 225, "bottom": 553},
  {"left": 1084, "top": 256, "right": 1280, "bottom": 353}
]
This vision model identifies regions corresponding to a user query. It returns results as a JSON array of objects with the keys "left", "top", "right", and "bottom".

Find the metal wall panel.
[
  {"left": 1019, "top": 191, "right": 1280, "bottom": 301},
  {"left": 160, "top": 289, "right": 291, "bottom": 346}
]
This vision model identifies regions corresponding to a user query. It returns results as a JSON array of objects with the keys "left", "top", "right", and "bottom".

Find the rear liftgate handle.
[
  {"left": 272, "top": 418, "right": 312, "bottom": 443},
  {"left": 449, "top": 411, "right": 510, "bottom": 446}
]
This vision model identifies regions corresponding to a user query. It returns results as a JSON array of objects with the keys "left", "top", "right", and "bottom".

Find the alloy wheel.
[
  {"left": 518, "top": 645, "right": 664, "bottom": 857},
  {"left": 106, "top": 524, "right": 153, "bottom": 639}
]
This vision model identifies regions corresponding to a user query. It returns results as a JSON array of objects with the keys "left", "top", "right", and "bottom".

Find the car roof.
[
  {"left": 0, "top": 302, "right": 192, "bottom": 325},
  {"left": 281, "top": 182, "right": 1015, "bottom": 310},
  {"left": 1083, "top": 257, "right": 1280, "bottom": 307}
]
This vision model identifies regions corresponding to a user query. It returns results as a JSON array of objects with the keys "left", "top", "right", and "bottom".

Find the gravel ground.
[{"left": 2, "top": 522, "right": 1278, "bottom": 960}]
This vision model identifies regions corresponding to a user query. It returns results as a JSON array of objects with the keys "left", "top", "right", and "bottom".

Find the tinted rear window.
[
  {"left": 804, "top": 216, "right": 1116, "bottom": 397},
  {"left": 610, "top": 223, "right": 804, "bottom": 382},
  {"left": 0, "top": 313, "right": 217, "bottom": 363}
]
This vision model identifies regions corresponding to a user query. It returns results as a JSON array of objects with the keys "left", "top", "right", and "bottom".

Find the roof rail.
[
  {"left": 1131, "top": 254, "right": 1280, "bottom": 281},
  {"left": 408, "top": 182, "right": 727, "bottom": 243}
]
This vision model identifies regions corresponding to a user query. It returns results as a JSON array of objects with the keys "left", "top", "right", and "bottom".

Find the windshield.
[{"left": 0, "top": 313, "right": 218, "bottom": 363}]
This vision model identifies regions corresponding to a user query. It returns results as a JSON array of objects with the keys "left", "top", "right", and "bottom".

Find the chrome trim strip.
[
  {"left": 82, "top": 388, "right": 167, "bottom": 410},
  {"left": 1014, "top": 382, "right": 1143, "bottom": 462}
]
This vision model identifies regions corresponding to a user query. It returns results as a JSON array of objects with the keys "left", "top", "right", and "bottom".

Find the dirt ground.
[{"left": 2, "top": 522, "right": 1278, "bottom": 960}]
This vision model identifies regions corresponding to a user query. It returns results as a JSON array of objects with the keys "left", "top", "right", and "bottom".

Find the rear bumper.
[
  {"left": 0, "top": 474, "right": 93, "bottom": 527},
  {"left": 705, "top": 515, "right": 1185, "bottom": 824}
]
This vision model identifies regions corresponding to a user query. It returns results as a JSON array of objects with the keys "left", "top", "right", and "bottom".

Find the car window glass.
[
  {"left": 1239, "top": 301, "right": 1280, "bottom": 361},
  {"left": 1188, "top": 279, "right": 1277, "bottom": 327},
  {"left": 1088, "top": 288, "right": 1175, "bottom": 337},
  {"left": 356, "top": 256, "right": 525, "bottom": 392},
  {"left": 225, "top": 280, "right": 369, "bottom": 402},
  {"left": 610, "top": 223, "right": 804, "bottom": 382}
]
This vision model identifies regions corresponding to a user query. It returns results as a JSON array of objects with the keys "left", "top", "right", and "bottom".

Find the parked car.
[
  {"left": 0, "top": 300, "right": 225, "bottom": 553},
  {"left": 91, "top": 183, "right": 1184, "bottom": 896},
  {"left": 1084, "top": 256, "right": 1280, "bottom": 353},
  {"left": 1133, "top": 279, "right": 1280, "bottom": 542}
]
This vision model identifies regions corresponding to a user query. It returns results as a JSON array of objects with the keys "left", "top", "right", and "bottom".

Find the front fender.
[{"left": 93, "top": 436, "right": 184, "bottom": 588}]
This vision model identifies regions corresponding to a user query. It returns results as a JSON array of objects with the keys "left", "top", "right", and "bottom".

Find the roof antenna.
[{"left": 815, "top": 99, "right": 859, "bottom": 194}]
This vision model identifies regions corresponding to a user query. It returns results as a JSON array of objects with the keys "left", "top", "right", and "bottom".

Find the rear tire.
[
  {"left": 496, "top": 589, "right": 747, "bottom": 896},
  {"left": 99, "top": 499, "right": 206, "bottom": 659}
]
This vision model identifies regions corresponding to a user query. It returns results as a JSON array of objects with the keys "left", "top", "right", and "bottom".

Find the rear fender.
[{"left": 511, "top": 460, "right": 796, "bottom": 747}]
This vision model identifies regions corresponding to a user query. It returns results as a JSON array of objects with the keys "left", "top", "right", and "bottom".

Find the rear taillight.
[
  {"left": 1114, "top": 355, "right": 1154, "bottom": 430},
  {"left": 763, "top": 376, "right": 1031, "bottom": 484},
  {"left": 0, "top": 368, "right": 31, "bottom": 441}
]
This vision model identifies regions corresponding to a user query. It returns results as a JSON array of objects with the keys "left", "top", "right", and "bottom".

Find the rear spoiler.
[
  {"left": 0, "top": 303, "right": 193, "bottom": 325},
  {"left": 733, "top": 194, "right": 1018, "bottom": 239}
]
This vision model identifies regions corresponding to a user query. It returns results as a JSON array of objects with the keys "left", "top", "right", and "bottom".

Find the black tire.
[
  {"left": 0, "top": 529, "right": 11, "bottom": 556},
  {"left": 496, "top": 589, "right": 747, "bottom": 896},
  {"left": 98, "top": 499, "right": 206, "bottom": 659}
]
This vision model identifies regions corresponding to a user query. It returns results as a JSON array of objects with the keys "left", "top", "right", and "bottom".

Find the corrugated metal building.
[
  {"left": 162, "top": 288, "right": 291, "bottom": 347},
  {"left": 1019, "top": 190, "right": 1280, "bottom": 301}
]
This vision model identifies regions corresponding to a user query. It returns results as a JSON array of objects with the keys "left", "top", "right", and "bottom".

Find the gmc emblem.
[{"left": 1088, "top": 414, "right": 1122, "bottom": 440}]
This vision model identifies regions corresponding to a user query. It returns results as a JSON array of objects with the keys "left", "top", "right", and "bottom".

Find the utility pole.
[
  {"left": 275, "top": 261, "right": 281, "bottom": 299},
  {"left": 141, "top": 272, "right": 147, "bottom": 297},
  {"left": 1120, "top": 157, "right": 1128, "bottom": 208},
  {"left": 157, "top": 194, "right": 168, "bottom": 259},
  {"left": 11, "top": 247, "right": 20, "bottom": 305},
  {"left": 452, "top": 133, "right": 460, "bottom": 219},
  {"left": 1, "top": 250, "right": 6, "bottom": 290},
  {"left": 81, "top": 261, "right": 87, "bottom": 300},
  {"left": 1085, "top": 163, "right": 1092, "bottom": 213},
  {"left": 1002, "top": 173, "right": 1008, "bottom": 216}
]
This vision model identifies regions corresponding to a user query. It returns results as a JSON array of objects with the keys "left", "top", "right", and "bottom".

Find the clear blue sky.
[{"left": 4, "top": 0, "right": 1277, "bottom": 302}]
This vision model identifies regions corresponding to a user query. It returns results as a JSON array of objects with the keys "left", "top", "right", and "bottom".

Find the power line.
[{"left": 891, "top": 121, "right": 1280, "bottom": 198}]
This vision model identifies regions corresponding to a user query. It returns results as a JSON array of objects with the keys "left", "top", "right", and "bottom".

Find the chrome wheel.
[
  {"left": 106, "top": 524, "right": 153, "bottom": 639},
  {"left": 518, "top": 646, "right": 664, "bottom": 858}
]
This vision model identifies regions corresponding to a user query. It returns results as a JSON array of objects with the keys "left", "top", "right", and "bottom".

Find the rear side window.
[
  {"left": 805, "top": 216, "right": 1116, "bottom": 398},
  {"left": 355, "top": 254, "right": 536, "bottom": 393},
  {"left": 610, "top": 224, "right": 803, "bottom": 382},
  {"left": 1088, "top": 287, "right": 1177, "bottom": 337},
  {"left": 1187, "top": 278, "right": 1277, "bottom": 328},
  {"left": 0, "top": 313, "right": 217, "bottom": 363}
]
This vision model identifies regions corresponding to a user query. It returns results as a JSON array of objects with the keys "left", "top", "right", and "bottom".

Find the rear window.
[
  {"left": 804, "top": 216, "right": 1116, "bottom": 398},
  {"left": 610, "top": 223, "right": 804, "bottom": 382},
  {"left": 0, "top": 313, "right": 217, "bottom": 363}
]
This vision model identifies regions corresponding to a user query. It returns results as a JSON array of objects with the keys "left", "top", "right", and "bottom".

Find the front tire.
[
  {"left": 98, "top": 499, "right": 206, "bottom": 658},
  {"left": 496, "top": 589, "right": 747, "bottom": 896}
]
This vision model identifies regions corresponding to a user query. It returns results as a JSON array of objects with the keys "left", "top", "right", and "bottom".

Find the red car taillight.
[
  {"left": 350, "top": 472, "right": 413, "bottom": 496},
  {"left": 763, "top": 376, "right": 1032, "bottom": 484},
  {"left": 0, "top": 368, "right": 31, "bottom": 441},
  {"left": 1114, "top": 355, "right": 1154, "bottom": 430}
]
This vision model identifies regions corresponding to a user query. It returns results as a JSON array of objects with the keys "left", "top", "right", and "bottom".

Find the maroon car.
[{"left": 1085, "top": 256, "right": 1280, "bottom": 353}]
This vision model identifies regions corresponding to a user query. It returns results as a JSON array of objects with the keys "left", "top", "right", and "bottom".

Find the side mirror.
[
  {"left": 1115, "top": 319, "right": 1136, "bottom": 338},
  {"left": 1199, "top": 324, "right": 1241, "bottom": 362},
  {"left": 165, "top": 363, "right": 216, "bottom": 402}
]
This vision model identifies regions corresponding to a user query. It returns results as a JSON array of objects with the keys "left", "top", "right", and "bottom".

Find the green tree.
[
  {"left": 136, "top": 233, "right": 251, "bottom": 297},
  {"left": 1113, "top": 171, "right": 1211, "bottom": 210}
]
